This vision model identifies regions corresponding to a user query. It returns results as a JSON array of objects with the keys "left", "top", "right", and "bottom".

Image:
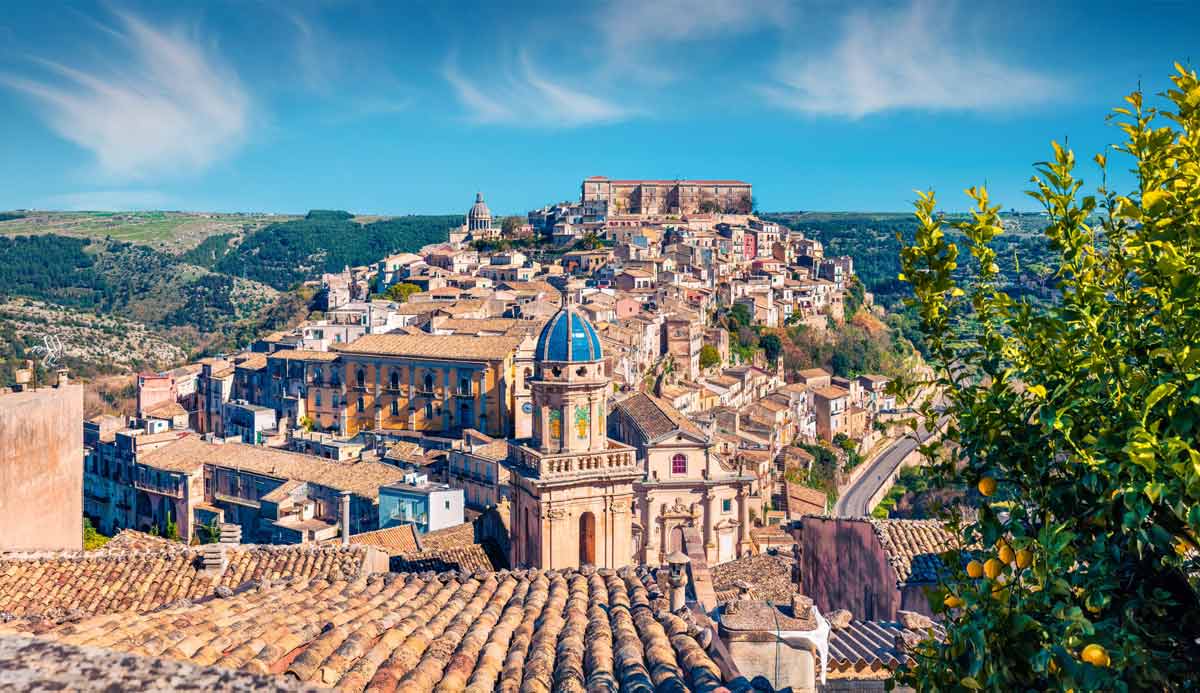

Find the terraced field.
[{"left": 0, "top": 210, "right": 298, "bottom": 253}]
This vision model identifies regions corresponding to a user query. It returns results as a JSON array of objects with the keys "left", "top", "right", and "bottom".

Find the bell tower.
[{"left": 507, "top": 305, "right": 642, "bottom": 570}]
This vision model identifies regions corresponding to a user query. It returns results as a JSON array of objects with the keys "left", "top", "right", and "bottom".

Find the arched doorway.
[
  {"left": 670, "top": 525, "right": 685, "bottom": 554},
  {"left": 579, "top": 511, "right": 596, "bottom": 566}
]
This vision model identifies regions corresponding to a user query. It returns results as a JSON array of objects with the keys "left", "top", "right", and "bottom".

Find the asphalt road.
[{"left": 833, "top": 414, "right": 950, "bottom": 517}]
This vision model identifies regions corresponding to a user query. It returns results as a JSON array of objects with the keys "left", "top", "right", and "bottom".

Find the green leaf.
[
  {"left": 1145, "top": 382, "right": 1176, "bottom": 414},
  {"left": 960, "top": 677, "right": 983, "bottom": 690}
]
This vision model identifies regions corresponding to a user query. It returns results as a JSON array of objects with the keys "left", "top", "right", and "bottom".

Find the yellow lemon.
[
  {"left": 983, "top": 558, "right": 1003, "bottom": 579},
  {"left": 998, "top": 545, "right": 1015, "bottom": 564},
  {"left": 978, "top": 477, "right": 997, "bottom": 497},
  {"left": 944, "top": 594, "right": 963, "bottom": 609},
  {"left": 966, "top": 560, "right": 984, "bottom": 579},
  {"left": 1081, "top": 643, "right": 1110, "bottom": 668},
  {"left": 1015, "top": 549, "right": 1033, "bottom": 568}
]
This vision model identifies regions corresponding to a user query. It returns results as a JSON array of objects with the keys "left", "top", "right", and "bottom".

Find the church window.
[
  {"left": 671, "top": 453, "right": 687, "bottom": 475},
  {"left": 722, "top": 499, "right": 732, "bottom": 513}
]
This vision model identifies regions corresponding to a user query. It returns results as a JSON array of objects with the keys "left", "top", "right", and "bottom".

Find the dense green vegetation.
[
  {"left": 762, "top": 211, "right": 1059, "bottom": 309},
  {"left": 0, "top": 212, "right": 25, "bottom": 222},
  {"left": 216, "top": 213, "right": 458, "bottom": 289},
  {"left": 180, "top": 232, "right": 236, "bottom": 268},
  {"left": 0, "top": 234, "right": 305, "bottom": 363},
  {"left": 0, "top": 235, "right": 103, "bottom": 307},
  {"left": 897, "top": 67, "right": 1200, "bottom": 689}
]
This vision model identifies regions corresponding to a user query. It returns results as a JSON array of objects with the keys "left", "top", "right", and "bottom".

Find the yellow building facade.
[{"left": 330, "top": 334, "right": 523, "bottom": 439}]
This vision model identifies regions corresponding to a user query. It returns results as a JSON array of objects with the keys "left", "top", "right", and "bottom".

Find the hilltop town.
[{"left": 1, "top": 177, "right": 948, "bottom": 691}]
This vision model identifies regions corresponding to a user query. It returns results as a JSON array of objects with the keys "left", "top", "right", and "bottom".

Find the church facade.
[{"left": 507, "top": 305, "right": 756, "bottom": 571}]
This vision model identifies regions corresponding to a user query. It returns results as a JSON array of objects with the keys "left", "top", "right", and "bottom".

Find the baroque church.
[{"left": 507, "top": 305, "right": 756, "bottom": 570}]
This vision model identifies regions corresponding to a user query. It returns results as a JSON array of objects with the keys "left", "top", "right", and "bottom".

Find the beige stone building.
[
  {"left": 609, "top": 393, "right": 755, "bottom": 567},
  {"left": 507, "top": 306, "right": 641, "bottom": 570},
  {"left": 581, "top": 177, "right": 753, "bottom": 215}
]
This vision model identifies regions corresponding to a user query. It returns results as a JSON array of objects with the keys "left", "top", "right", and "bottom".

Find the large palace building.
[{"left": 581, "top": 176, "right": 753, "bottom": 215}]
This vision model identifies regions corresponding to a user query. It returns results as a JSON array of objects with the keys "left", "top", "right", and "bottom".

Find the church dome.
[
  {"left": 535, "top": 306, "right": 603, "bottom": 362},
  {"left": 467, "top": 192, "right": 492, "bottom": 230}
]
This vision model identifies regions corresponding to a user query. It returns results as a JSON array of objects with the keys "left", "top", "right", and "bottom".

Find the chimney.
[
  {"left": 341, "top": 491, "right": 352, "bottom": 545},
  {"left": 666, "top": 550, "right": 691, "bottom": 612},
  {"left": 55, "top": 368, "right": 70, "bottom": 387}
]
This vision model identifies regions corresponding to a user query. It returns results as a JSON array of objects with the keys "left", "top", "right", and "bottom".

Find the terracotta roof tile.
[
  {"left": 338, "top": 526, "right": 421, "bottom": 556},
  {"left": 712, "top": 553, "right": 796, "bottom": 604},
  {"left": 868, "top": 518, "right": 957, "bottom": 585},
  {"left": 0, "top": 544, "right": 369, "bottom": 626},
  {"left": 612, "top": 392, "right": 706, "bottom": 442},
  {"left": 827, "top": 618, "right": 945, "bottom": 675},
  {"left": 141, "top": 436, "right": 407, "bottom": 499},
  {"left": 9, "top": 565, "right": 729, "bottom": 691},
  {"left": 332, "top": 334, "right": 521, "bottom": 360}
]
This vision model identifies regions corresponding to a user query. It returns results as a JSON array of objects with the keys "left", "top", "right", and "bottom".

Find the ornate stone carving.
[{"left": 545, "top": 507, "right": 567, "bottom": 520}]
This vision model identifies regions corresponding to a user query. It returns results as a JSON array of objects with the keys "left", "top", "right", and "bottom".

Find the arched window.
[
  {"left": 579, "top": 511, "right": 596, "bottom": 566},
  {"left": 390, "top": 369, "right": 400, "bottom": 390},
  {"left": 424, "top": 373, "right": 435, "bottom": 392},
  {"left": 312, "top": 367, "right": 322, "bottom": 384},
  {"left": 356, "top": 368, "right": 366, "bottom": 387},
  {"left": 671, "top": 453, "right": 687, "bottom": 475}
]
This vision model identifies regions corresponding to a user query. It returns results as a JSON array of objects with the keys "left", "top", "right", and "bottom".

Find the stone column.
[
  {"left": 737, "top": 483, "right": 750, "bottom": 557},
  {"left": 702, "top": 485, "right": 716, "bottom": 554}
]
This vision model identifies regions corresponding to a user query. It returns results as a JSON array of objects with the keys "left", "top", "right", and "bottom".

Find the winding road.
[{"left": 833, "top": 413, "right": 950, "bottom": 517}]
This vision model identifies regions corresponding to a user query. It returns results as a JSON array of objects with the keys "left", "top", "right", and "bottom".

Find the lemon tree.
[{"left": 894, "top": 65, "right": 1200, "bottom": 690}]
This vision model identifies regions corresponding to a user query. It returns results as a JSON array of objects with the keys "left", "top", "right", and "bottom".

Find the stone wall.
[{"left": 0, "top": 385, "right": 83, "bottom": 551}]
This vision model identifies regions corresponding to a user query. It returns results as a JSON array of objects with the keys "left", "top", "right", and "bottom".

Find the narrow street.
[{"left": 833, "top": 413, "right": 950, "bottom": 517}]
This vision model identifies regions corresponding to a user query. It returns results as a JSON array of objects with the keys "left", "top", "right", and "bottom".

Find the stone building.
[
  {"left": 609, "top": 392, "right": 755, "bottom": 566},
  {"left": 581, "top": 176, "right": 753, "bottom": 215},
  {"left": 449, "top": 191, "right": 499, "bottom": 243},
  {"left": 507, "top": 305, "right": 642, "bottom": 570},
  {"left": 332, "top": 333, "right": 527, "bottom": 439},
  {"left": 0, "top": 376, "right": 83, "bottom": 551},
  {"left": 800, "top": 515, "right": 957, "bottom": 619}
]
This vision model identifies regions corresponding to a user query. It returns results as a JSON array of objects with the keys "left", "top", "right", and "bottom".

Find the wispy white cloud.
[
  {"left": 594, "top": 0, "right": 791, "bottom": 83},
  {"left": 38, "top": 189, "right": 171, "bottom": 211},
  {"left": 762, "top": 0, "right": 1059, "bottom": 118},
  {"left": 1, "top": 11, "right": 250, "bottom": 180},
  {"left": 598, "top": 0, "right": 790, "bottom": 50},
  {"left": 444, "top": 49, "right": 631, "bottom": 128}
]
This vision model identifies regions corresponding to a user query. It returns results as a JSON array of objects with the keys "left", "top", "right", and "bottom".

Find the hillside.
[
  {"left": 763, "top": 211, "right": 1059, "bottom": 308},
  {"left": 0, "top": 210, "right": 293, "bottom": 254},
  {"left": 0, "top": 210, "right": 457, "bottom": 383},
  {"left": 214, "top": 212, "right": 459, "bottom": 289}
]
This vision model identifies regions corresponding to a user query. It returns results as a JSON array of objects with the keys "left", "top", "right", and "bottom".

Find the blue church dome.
[{"left": 535, "top": 306, "right": 603, "bottom": 362}]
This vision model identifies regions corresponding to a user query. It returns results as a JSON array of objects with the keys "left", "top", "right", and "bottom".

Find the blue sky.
[{"left": 1, "top": 1, "right": 1196, "bottom": 215}]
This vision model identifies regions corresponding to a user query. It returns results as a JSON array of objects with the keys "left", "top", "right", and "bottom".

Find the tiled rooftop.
[
  {"left": 711, "top": 553, "right": 796, "bottom": 604},
  {"left": 95, "top": 528, "right": 178, "bottom": 552},
  {"left": 12, "top": 566, "right": 729, "bottom": 692},
  {"left": 868, "top": 518, "right": 957, "bottom": 585},
  {"left": 141, "top": 436, "right": 407, "bottom": 499},
  {"left": 827, "top": 618, "right": 945, "bottom": 677},
  {"left": 341, "top": 526, "right": 421, "bottom": 556},
  {"left": 332, "top": 334, "right": 522, "bottom": 360},
  {"left": 612, "top": 392, "right": 707, "bottom": 441},
  {"left": 0, "top": 544, "right": 371, "bottom": 626},
  {"left": 0, "top": 634, "right": 316, "bottom": 692}
]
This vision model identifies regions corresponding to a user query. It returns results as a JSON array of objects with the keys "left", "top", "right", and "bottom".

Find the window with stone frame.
[{"left": 671, "top": 453, "right": 687, "bottom": 475}]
